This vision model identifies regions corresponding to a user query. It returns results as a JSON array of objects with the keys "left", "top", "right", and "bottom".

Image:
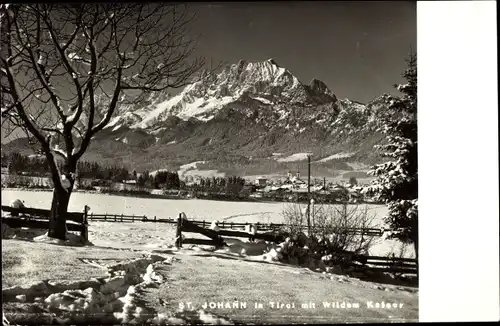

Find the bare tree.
[{"left": 1, "top": 4, "right": 207, "bottom": 239}]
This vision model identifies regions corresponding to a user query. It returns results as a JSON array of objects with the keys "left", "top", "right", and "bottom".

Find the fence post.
[
  {"left": 104, "top": 214, "right": 107, "bottom": 221},
  {"left": 132, "top": 214, "right": 135, "bottom": 222},
  {"left": 230, "top": 222, "right": 233, "bottom": 229},
  {"left": 114, "top": 214, "right": 117, "bottom": 222},
  {"left": 176, "top": 213, "right": 183, "bottom": 248},
  {"left": 121, "top": 214, "right": 123, "bottom": 222},
  {"left": 82, "top": 205, "right": 89, "bottom": 243},
  {"left": 202, "top": 220, "right": 205, "bottom": 228},
  {"left": 154, "top": 216, "right": 157, "bottom": 222}
]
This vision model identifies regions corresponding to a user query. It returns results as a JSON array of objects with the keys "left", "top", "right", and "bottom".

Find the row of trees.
[
  {"left": 1, "top": 151, "right": 49, "bottom": 175},
  {"left": 1, "top": 151, "right": 187, "bottom": 189},
  {"left": 2, "top": 151, "right": 131, "bottom": 182},
  {"left": 1, "top": 151, "right": 249, "bottom": 193},
  {"left": 187, "top": 176, "right": 246, "bottom": 195},
  {"left": 138, "top": 170, "right": 181, "bottom": 189}
]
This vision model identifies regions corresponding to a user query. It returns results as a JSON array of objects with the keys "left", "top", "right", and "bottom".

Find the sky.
[
  {"left": 1, "top": 1, "right": 416, "bottom": 143},
  {"left": 187, "top": 1, "right": 416, "bottom": 103}
]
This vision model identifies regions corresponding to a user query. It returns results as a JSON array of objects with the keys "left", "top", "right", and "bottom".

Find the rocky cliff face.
[{"left": 4, "top": 59, "right": 390, "bottom": 172}]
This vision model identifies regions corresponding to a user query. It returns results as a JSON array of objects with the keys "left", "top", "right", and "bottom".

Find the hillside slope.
[{"left": 2, "top": 59, "right": 390, "bottom": 175}]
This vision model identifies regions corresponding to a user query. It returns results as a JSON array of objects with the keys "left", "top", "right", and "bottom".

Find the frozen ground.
[
  {"left": 86, "top": 221, "right": 414, "bottom": 258},
  {"left": 1, "top": 189, "right": 413, "bottom": 257},
  {"left": 3, "top": 206, "right": 417, "bottom": 324},
  {"left": 1, "top": 190, "right": 387, "bottom": 224},
  {"left": 2, "top": 238, "right": 417, "bottom": 324}
]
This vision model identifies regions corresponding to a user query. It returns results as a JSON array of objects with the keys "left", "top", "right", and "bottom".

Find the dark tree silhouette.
[
  {"left": 366, "top": 52, "right": 418, "bottom": 260},
  {"left": 1, "top": 4, "right": 208, "bottom": 239}
]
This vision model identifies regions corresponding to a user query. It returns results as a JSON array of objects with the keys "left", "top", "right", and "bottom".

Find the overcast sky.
[{"left": 188, "top": 1, "right": 416, "bottom": 102}]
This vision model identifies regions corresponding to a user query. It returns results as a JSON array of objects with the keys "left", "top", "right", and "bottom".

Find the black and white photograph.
[{"left": 1, "top": 1, "right": 497, "bottom": 324}]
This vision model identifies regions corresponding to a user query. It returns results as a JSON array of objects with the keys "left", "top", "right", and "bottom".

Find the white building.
[{"left": 255, "top": 176, "right": 268, "bottom": 186}]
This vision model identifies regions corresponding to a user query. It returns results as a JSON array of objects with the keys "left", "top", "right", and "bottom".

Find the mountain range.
[{"left": 2, "top": 59, "right": 391, "bottom": 178}]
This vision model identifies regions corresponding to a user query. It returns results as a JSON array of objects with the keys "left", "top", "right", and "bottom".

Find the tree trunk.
[
  {"left": 414, "top": 236, "right": 418, "bottom": 262},
  {"left": 48, "top": 187, "right": 72, "bottom": 240},
  {"left": 47, "top": 158, "right": 76, "bottom": 240}
]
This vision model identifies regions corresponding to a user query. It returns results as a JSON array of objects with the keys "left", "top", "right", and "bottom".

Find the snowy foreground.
[
  {"left": 2, "top": 221, "right": 418, "bottom": 324},
  {"left": 2, "top": 189, "right": 417, "bottom": 323}
]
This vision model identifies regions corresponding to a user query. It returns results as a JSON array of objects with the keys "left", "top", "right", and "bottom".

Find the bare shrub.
[
  {"left": 281, "top": 202, "right": 307, "bottom": 236},
  {"left": 312, "top": 202, "right": 376, "bottom": 255},
  {"left": 281, "top": 201, "right": 377, "bottom": 267}
]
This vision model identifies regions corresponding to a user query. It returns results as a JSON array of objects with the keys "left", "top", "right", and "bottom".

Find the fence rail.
[
  {"left": 87, "top": 213, "right": 153, "bottom": 223},
  {"left": 1, "top": 205, "right": 85, "bottom": 224},
  {"left": 85, "top": 213, "right": 387, "bottom": 236},
  {"left": 1, "top": 217, "right": 85, "bottom": 233},
  {"left": 2, "top": 208, "right": 392, "bottom": 238},
  {"left": 1, "top": 206, "right": 416, "bottom": 275},
  {"left": 1, "top": 205, "right": 88, "bottom": 241},
  {"left": 176, "top": 214, "right": 287, "bottom": 248},
  {"left": 175, "top": 212, "right": 417, "bottom": 275}
]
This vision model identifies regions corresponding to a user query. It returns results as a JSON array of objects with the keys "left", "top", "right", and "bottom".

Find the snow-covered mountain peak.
[
  {"left": 104, "top": 59, "right": 338, "bottom": 130},
  {"left": 266, "top": 58, "right": 279, "bottom": 65}
]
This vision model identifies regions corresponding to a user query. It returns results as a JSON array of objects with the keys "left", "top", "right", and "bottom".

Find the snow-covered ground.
[
  {"left": 1, "top": 189, "right": 412, "bottom": 257},
  {"left": 276, "top": 153, "right": 313, "bottom": 162},
  {"left": 177, "top": 161, "right": 206, "bottom": 177},
  {"left": 1, "top": 189, "right": 387, "bottom": 224},
  {"left": 89, "top": 221, "right": 415, "bottom": 258},
  {"left": 317, "top": 152, "right": 356, "bottom": 162},
  {"left": 176, "top": 161, "right": 225, "bottom": 180},
  {"left": 130, "top": 91, "right": 236, "bottom": 129},
  {"left": 346, "top": 162, "right": 370, "bottom": 170}
]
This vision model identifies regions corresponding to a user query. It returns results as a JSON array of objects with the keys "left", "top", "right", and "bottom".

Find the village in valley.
[
  {"left": 249, "top": 171, "right": 366, "bottom": 202},
  {"left": 1, "top": 2, "right": 419, "bottom": 325},
  {"left": 1, "top": 160, "right": 371, "bottom": 205}
]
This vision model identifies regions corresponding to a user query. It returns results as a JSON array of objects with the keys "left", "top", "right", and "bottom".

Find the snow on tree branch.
[{"left": 364, "top": 51, "right": 418, "bottom": 251}]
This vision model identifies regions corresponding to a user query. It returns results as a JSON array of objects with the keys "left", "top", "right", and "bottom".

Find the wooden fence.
[
  {"left": 85, "top": 213, "right": 386, "bottom": 236},
  {"left": 175, "top": 213, "right": 289, "bottom": 248},
  {"left": 87, "top": 212, "right": 152, "bottom": 223},
  {"left": 174, "top": 213, "right": 417, "bottom": 275},
  {"left": 333, "top": 251, "right": 418, "bottom": 275},
  {"left": 1, "top": 206, "right": 417, "bottom": 274},
  {"left": 1, "top": 205, "right": 85, "bottom": 224},
  {"left": 1, "top": 205, "right": 88, "bottom": 241}
]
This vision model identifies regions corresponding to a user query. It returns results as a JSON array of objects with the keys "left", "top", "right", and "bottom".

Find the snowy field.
[
  {"left": 1, "top": 190, "right": 387, "bottom": 224},
  {"left": 316, "top": 152, "right": 356, "bottom": 162},
  {"left": 85, "top": 221, "right": 414, "bottom": 258},
  {"left": 276, "top": 152, "right": 313, "bottom": 162},
  {"left": 1, "top": 189, "right": 414, "bottom": 258}
]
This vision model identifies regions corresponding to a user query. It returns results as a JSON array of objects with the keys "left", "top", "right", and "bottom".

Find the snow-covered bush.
[
  {"left": 210, "top": 220, "right": 220, "bottom": 232},
  {"left": 365, "top": 52, "right": 418, "bottom": 259},
  {"left": 10, "top": 198, "right": 25, "bottom": 209}
]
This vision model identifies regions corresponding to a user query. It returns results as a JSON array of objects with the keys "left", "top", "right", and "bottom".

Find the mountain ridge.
[{"left": 3, "top": 59, "right": 390, "bottom": 175}]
